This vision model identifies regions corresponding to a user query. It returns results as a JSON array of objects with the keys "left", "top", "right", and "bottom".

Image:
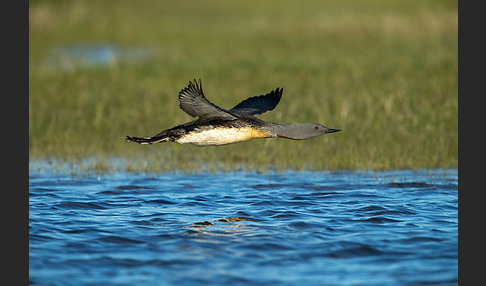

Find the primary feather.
[
  {"left": 178, "top": 79, "right": 239, "bottom": 120},
  {"left": 230, "top": 87, "right": 283, "bottom": 116}
]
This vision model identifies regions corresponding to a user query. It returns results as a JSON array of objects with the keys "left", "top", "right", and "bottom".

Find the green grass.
[{"left": 29, "top": 0, "right": 458, "bottom": 173}]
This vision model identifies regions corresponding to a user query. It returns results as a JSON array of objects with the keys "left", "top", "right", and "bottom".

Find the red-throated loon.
[{"left": 126, "top": 79, "right": 340, "bottom": 146}]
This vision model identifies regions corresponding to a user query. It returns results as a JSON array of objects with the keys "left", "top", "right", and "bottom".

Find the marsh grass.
[{"left": 29, "top": 0, "right": 457, "bottom": 173}]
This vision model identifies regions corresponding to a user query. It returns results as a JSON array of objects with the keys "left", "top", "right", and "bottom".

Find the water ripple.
[{"left": 30, "top": 169, "right": 458, "bottom": 285}]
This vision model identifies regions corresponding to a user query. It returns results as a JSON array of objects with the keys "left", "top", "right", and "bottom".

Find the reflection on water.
[
  {"left": 29, "top": 168, "right": 457, "bottom": 285},
  {"left": 44, "top": 43, "right": 154, "bottom": 71}
]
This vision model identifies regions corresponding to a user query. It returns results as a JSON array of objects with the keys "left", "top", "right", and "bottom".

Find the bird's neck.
[{"left": 266, "top": 123, "right": 308, "bottom": 140}]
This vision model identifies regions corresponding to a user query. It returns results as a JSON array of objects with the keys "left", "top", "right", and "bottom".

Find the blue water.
[
  {"left": 29, "top": 169, "right": 458, "bottom": 285},
  {"left": 44, "top": 43, "right": 154, "bottom": 71}
]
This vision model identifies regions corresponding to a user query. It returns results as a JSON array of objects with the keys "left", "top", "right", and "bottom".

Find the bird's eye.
[{"left": 315, "top": 126, "right": 319, "bottom": 130}]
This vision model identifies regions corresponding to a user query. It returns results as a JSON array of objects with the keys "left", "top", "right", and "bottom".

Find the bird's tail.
[{"left": 125, "top": 134, "right": 170, "bottom": 145}]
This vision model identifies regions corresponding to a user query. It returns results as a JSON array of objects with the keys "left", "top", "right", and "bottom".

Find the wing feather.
[
  {"left": 230, "top": 87, "right": 283, "bottom": 116},
  {"left": 178, "top": 79, "right": 239, "bottom": 120}
]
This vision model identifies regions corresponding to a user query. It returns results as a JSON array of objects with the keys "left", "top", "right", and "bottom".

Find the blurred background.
[{"left": 29, "top": 0, "right": 458, "bottom": 172}]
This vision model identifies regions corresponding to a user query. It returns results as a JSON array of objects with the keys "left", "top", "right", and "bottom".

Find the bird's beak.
[{"left": 327, "top": 128, "right": 341, "bottom": 133}]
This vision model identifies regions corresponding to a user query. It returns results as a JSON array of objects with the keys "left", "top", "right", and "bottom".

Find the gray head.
[{"left": 275, "top": 123, "right": 341, "bottom": 140}]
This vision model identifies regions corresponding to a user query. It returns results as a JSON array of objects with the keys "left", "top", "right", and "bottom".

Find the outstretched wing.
[
  {"left": 178, "top": 79, "right": 239, "bottom": 120},
  {"left": 230, "top": 87, "right": 283, "bottom": 116}
]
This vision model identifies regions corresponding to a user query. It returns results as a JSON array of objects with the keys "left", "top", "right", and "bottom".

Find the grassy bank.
[{"left": 29, "top": 0, "right": 458, "bottom": 173}]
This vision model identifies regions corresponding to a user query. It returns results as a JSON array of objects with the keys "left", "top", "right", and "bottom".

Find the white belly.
[{"left": 176, "top": 126, "right": 269, "bottom": 146}]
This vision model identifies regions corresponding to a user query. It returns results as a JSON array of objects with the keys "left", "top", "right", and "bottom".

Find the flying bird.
[{"left": 126, "top": 79, "right": 340, "bottom": 146}]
